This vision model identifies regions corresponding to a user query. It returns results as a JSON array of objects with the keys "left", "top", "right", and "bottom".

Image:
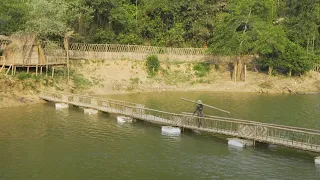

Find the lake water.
[{"left": 1, "top": 92, "right": 320, "bottom": 179}]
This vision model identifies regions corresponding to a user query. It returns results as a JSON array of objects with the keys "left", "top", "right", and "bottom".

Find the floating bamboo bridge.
[{"left": 40, "top": 91, "right": 320, "bottom": 153}]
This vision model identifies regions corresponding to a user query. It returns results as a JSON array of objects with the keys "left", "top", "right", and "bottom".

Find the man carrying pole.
[
  {"left": 181, "top": 97, "right": 230, "bottom": 128},
  {"left": 193, "top": 100, "right": 204, "bottom": 127}
]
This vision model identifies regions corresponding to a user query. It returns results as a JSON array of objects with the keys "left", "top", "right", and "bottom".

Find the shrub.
[
  {"left": 258, "top": 81, "right": 273, "bottom": 89},
  {"left": 17, "top": 72, "right": 32, "bottom": 80},
  {"left": 73, "top": 74, "right": 92, "bottom": 89},
  {"left": 193, "top": 62, "right": 211, "bottom": 77},
  {"left": 146, "top": 55, "right": 160, "bottom": 76}
]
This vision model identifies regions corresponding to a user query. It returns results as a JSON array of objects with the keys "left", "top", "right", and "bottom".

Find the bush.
[
  {"left": 17, "top": 72, "right": 32, "bottom": 80},
  {"left": 258, "top": 81, "right": 273, "bottom": 89},
  {"left": 146, "top": 55, "right": 160, "bottom": 76},
  {"left": 73, "top": 74, "right": 92, "bottom": 90},
  {"left": 193, "top": 62, "right": 211, "bottom": 77}
]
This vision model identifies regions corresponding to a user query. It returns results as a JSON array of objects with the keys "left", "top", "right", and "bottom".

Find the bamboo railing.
[
  {"left": 40, "top": 91, "right": 320, "bottom": 153},
  {"left": 42, "top": 41, "right": 220, "bottom": 62},
  {"left": 313, "top": 64, "right": 320, "bottom": 72},
  {"left": 44, "top": 42, "right": 206, "bottom": 55}
]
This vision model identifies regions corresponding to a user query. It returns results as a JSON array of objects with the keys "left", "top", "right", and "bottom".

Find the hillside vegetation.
[{"left": 1, "top": 0, "right": 320, "bottom": 75}]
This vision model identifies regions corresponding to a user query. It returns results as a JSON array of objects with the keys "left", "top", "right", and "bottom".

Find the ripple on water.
[{"left": 0, "top": 97, "right": 320, "bottom": 179}]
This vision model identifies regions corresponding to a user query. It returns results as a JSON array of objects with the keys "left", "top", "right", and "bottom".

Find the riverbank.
[{"left": 1, "top": 59, "right": 320, "bottom": 109}]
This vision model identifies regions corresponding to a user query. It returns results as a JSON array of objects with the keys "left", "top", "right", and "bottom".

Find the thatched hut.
[{"left": 0, "top": 34, "right": 67, "bottom": 75}]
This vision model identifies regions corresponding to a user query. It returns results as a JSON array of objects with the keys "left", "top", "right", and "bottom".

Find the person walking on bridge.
[{"left": 193, "top": 100, "right": 203, "bottom": 127}]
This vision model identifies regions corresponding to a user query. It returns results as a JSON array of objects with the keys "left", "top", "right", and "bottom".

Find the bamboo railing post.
[{"left": 51, "top": 67, "right": 55, "bottom": 78}]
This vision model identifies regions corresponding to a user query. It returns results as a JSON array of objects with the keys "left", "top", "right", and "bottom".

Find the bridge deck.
[{"left": 39, "top": 92, "right": 320, "bottom": 153}]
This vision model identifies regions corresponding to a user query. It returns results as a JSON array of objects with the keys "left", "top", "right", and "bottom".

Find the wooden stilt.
[
  {"left": 51, "top": 67, "right": 55, "bottom": 78},
  {"left": 14, "top": 66, "right": 17, "bottom": 75},
  {"left": 6, "top": 65, "right": 12, "bottom": 75},
  {"left": 40, "top": 66, "right": 43, "bottom": 75},
  {"left": 46, "top": 65, "right": 48, "bottom": 77},
  {"left": 27, "top": 66, "right": 29, "bottom": 73},
  {"left": 0, "top": 57, "right": 5, "bottom": 72},
  {"left": 11, "top": 66, "right": 14, "bottom": 75},
  {"left": 36, "top": 65, "right": 38, "bottom": 76},
  {"left": 0, "top": 64, "right": 5, "bottom": 72},
  {"left": 234, "top": 63, "right": 237, "bottom": 82}
]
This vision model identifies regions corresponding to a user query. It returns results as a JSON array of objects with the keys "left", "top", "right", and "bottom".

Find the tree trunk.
[
  {"left": 268, "top": 66, "right": 273, "bottom": 76},
  {"left": 64, "top": 37, "right": 70, "bottom": 81}
]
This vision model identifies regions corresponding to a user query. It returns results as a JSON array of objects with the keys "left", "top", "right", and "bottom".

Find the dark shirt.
[{"left": 194, "top": 104, "right": 203, "bottom": 117}]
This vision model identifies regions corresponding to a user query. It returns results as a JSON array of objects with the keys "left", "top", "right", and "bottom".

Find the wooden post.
[
  {"left": 27, "top": 66, "right": 29, "bottom": 73},
  {"left": 6, "top": 65, "right": 11, "bottom": 75},
  {"left": 64, "top": 31, "right": 73, "bottom": 82},
  {"left": 51, "top": 66, "right": 55, "bottom": 78},
  {"left": 14, "top": 66, "right": 17, "bottom": 75},
  {"left": 0, "top": 56, "right": 5, "bottom": 72},
  {"left": 234, "top": 63, "right": 237, "bottom": 82},
  {"left": 0, "top": 64, "right": 4, "bottom": 72},
  {"left": 36, "top": 65, "right": 38, "bottom": 76},
  {"left": 40, "top": 66, "right": 43, "bottom": 75},
  {"left": 46, "top": 65, "right": 48, "bottom": 77},
  {"left": 11, "top": 66, "right": 14, "bottom": 75}
]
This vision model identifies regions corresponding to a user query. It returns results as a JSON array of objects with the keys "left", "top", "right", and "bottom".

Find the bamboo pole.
[
  {"left": 234, "top": 63, "right": 237, "bottom": 82},
  {"left": 51, "top": 66, "right": 55, "bottom": 78},
  {"left": 36, "top": 65, "right": 38, "bottom": 76},
  {"left": 181, "top": 98, "right": 231, "bottom": 114},
  {"left": 46, "top": 65, "right": 48, "bottom": 77},
  {"left": 64, "top": 31, "right": 73, "bottom": 82},
  {"left": 6, "top": 65, "right": 11, "bottom": 75},
  {"left": 0, "top": 56, "right": 5, "bottom": 72},
  {"left": 0, "top": 64, "right": 4, "bottom": 72}
]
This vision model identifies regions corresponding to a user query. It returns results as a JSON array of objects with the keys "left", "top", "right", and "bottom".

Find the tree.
[
  {"left": 0, "top": 0, "right": 27, "bottom": 35},
  {"left": 24, "top": 0, "right": 69, "bottom": 37}
]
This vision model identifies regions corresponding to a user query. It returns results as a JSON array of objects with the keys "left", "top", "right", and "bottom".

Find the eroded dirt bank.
[{"left": 1, "top": 59, "right": 320, "bottom": 108}]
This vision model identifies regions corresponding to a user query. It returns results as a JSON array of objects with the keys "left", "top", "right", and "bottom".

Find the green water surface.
[{"left": 0, "top": 92, "right": 320, "bottom": 179}]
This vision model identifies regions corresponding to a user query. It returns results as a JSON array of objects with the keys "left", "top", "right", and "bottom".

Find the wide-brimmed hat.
[{"left": 197, "top": 100, "right": 202, "bottom": 104}]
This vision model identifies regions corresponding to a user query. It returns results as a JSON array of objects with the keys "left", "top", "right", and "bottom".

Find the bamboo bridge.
[{"left": 39, "top": 91, "right": 320, "bottom": 153}]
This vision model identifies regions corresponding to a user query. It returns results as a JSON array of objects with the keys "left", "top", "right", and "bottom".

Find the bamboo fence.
[{"left": 43, "top": 41, "right": 233, "bottom": 62}]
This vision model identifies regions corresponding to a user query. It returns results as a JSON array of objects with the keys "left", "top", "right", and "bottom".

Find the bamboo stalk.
[{"left": 181, "top": 97, "right": 230, "bottom": 114}]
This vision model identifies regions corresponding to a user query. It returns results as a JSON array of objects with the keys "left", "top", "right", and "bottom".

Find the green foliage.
[
  {"left": 0, "top": 0, "right": 27, "bottom": 35},
  {"left": 193, "top": 62, "right": 211, "bottom": 77},
  {"left": 208, "top": 0, "right": 319, "bottom": 75},
  {"left": 130, "top": 77, "right": 140, "bottom": 84},
  {"left": 145, "top": 55, "right": 160, "bottom": 76},
  {"left": 1, "top": 0, "right": 320, "bottom": 76},
  {"left": 258, "top": 81, "right": 273, "bottom": 89},
  {"left": 72, "top": 74, "right": 92, "bottom": 90},
  {"left": 24, "top": 0, "right": 69, "bottom": 37},
  {"left": 16, "top": 72, "right": 32, "bottom": 80}
]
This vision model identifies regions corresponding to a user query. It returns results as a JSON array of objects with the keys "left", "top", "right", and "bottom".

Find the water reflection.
[{"left": 1, "top": 93, "right": 320, "bottom": 179}]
